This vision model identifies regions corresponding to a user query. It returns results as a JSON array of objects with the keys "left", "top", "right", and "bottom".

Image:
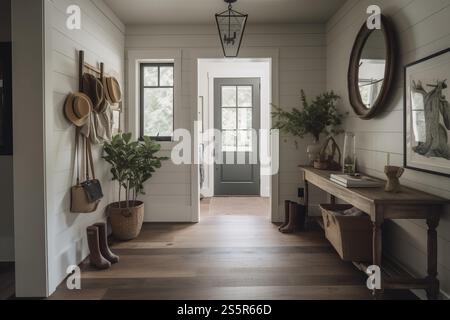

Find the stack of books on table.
[{"left": 330, "top": 174, "right": 384, "bottom": 188}]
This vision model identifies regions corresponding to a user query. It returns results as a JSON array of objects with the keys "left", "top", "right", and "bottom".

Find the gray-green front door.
[{"left": 214, "top": 78, "right": 261, "bottom": 196}]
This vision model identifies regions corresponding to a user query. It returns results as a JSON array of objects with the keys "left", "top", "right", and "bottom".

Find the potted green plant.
[
  {"left": 272, "top": 90, "right": 345, "bottom": 163},
  {"left": 103, "top": 133, "right": 169, "bottom": 240}
]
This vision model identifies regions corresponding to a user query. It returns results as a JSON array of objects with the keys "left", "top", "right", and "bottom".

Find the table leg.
[
  {"left": 303, "top": 180, "right": 313, "bottom": 230},
  {"left": 330, "top": 195, "right": 336, "bottom": 205},
  {"left": 426, "top": 215, "right": 440, "bottom": 300},
  {"left": 372, "top": 220, "right": 383, "bottom": 268},
  {"left": 304, "top": 180, "right": 309, "bottom": 217},
  {"left": 372, "top": 219, "right": 384, "bottom": 299}
]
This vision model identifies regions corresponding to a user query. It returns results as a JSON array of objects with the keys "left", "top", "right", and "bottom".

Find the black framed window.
[{"left": 140, "top": 63, "right": 174, "bottom": 141}]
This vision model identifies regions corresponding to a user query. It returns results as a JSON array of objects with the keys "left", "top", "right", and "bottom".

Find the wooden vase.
[{"left": 384, "top": 166, "right": 405, "bottom": 193}]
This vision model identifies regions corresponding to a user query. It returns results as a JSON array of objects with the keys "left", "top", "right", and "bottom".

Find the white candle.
[{"left": 387, "top": 153, "right": 391, "bottom": 167}]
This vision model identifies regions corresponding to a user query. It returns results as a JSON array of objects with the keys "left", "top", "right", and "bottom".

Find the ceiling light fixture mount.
[{"left": 215, "top": 0, "right": 248, "bottom": 58}]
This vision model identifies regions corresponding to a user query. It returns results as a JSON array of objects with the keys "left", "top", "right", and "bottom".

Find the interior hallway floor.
[{"left": 49, "top": 197, "right": 417, "bottom": 300}]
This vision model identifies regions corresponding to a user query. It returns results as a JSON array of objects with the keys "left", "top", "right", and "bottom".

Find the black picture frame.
[
  {"left": 403, "top": 48, "right": 450, "bottom": 178},
  {"left": 0, "top": 42, "right": 13, "bottom": 156}
]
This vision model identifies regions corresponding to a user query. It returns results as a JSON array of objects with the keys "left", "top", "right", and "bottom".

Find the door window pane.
[
  {"left": 238, "top": 130, "right": 253, "bottom": 152},
  {"left": 238, "top": 86, "right": 252, "bottom": 107},
  {"left": 222, "top": 86, "right": 237, "bottom": 107},
  {"left": 222, "top": 108, "right": 237, "bottom": 130},
  {"left": 143, "top": 88, "right": 174, "bottom": 137},
  {"left": 222, "top": 130, "right": 237, "bottom": 152},
  {"left": 160, "top": 66, "right": 174, "bottom": 86},
  {"left": 143, "top": 67, "right": 158, "bottom": 86},
  {"left": 238, "top": 108, "right": 252, "bottom": 130}
]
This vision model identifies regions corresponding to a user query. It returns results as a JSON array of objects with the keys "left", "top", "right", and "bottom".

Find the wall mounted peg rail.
[{"left": 78, "top": 50, "right": 107, "bottom": 91}]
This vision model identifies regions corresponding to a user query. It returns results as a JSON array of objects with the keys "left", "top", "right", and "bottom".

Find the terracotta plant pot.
[{"left": 108, "top": 201, "right": 144, "bottom": 241}]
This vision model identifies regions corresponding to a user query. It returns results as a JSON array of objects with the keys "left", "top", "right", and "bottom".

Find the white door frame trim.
[
  {"left": 192, "top": 48, "right": 280, "bottom": 223},
  {"left": 126, "top": 47, "right": 280, "bottom": 223}
]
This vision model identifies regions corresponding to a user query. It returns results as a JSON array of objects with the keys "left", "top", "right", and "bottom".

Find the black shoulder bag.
[{"left": 81, "top": 137, "right": 104, "bottom": 203}]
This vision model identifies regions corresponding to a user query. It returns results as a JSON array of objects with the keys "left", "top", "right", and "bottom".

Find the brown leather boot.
[
  {"left": 280, "top": 202, "right": 300, "bottom": 234},
  {"left": 87, "top": 226, "right": 111, "bottom": 270},
  {"left": 94, "top": 222, "right": 119, "bottom": 264},
  {"left": 279, "top": 200, "right": 292, "bottom": 231}
]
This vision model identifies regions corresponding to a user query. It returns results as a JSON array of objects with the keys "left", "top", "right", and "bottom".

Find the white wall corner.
[{"left": 12, "top": 0, "right": 49, "bottom": 298}]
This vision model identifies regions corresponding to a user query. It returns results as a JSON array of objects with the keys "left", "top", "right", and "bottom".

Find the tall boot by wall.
[
  {"left": 280, "top": 202, "right": 301, "bottom": 234},
  {"left": 94, "top": 222, "right": 120, "bottom": 264},
  {"left": 87, "top": 226, "right": 111, "bottom": 270},
  {"left": 279, "top": 200, "right": 292, "bottom": 231}
]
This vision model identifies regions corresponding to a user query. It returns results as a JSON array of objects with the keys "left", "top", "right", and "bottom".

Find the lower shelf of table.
[{"left": 311, "top": 216, "right": 429, "bottom": 292}]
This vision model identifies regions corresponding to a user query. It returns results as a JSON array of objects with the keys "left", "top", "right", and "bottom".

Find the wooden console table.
[{"left": 299, "top": 166, "right": 448, "bottom": 300}]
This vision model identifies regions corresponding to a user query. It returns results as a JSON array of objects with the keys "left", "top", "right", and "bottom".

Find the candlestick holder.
[{"left": 384, "top": 166, "right": 405, "bottom": 193}]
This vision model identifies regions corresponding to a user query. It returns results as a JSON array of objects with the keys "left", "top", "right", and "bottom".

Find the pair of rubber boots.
[
  {"left": 279, "top": 201, "right": 306, "bottom": 234},
  {"left": 87, "top": 222, "right": 120, "bottom": 270}
]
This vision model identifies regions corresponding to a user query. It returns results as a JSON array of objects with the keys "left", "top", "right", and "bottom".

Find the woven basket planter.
[{"left": 109, "top": 201, "right": 144, "bottom": 241}]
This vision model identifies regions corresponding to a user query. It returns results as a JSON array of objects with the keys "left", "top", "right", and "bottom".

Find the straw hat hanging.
[
  {"left": 103, "top": 76, "right": 122, "bottom": 104},
  {"left": 82, "top": 73, "right": 105, "bottom": 113},
  {"left": 64, "top": 92, "right": 92, "bottom": 127}
]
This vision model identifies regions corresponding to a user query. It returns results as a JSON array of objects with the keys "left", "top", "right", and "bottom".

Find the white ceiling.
[{"left": 103, "top": 0, "right": 346, "bottom": 25}]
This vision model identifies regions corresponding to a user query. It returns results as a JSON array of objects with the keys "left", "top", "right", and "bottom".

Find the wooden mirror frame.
[{"left": 348, "top": 15, "right": 397, "bottom": 120}]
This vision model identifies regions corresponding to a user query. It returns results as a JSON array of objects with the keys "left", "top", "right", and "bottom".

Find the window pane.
[
  {"left": 143, "top": 88, "right": 173, "bottom": 137},
  {"left": 160, "top": 67, "right": 174, "bottom": 86},
  {"left": 238, "top": 130, "right": 253, "bottom": 152},
  {"left": 222, "top": 86, "right": 237, "bottom": 107},
  {"left": 222, "top": 130, "right": 237, "bottom": 152},
  {"left": 222, "top": 108, "right": 237, "bottom": 130},
  {"left": 144, "top": 67, "right": 158, "bottom": 86},
  {"left": 238, "top": 86, "right": 252, "bottom": 107},
  {"left": 238, "top": 108, "right": 252, "bottom": 130}
]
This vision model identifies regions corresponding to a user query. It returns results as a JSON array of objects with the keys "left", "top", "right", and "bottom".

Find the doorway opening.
[{"left": 197, "top": 59, "right": 274, "bottom": 220}]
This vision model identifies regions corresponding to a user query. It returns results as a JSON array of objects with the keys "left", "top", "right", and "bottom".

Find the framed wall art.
[{"left": 404, "top": 48, "right": 450, "bottom": 177}]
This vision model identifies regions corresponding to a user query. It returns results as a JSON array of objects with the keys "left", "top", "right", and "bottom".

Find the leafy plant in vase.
[
  {"left": 103, "top": 133, "right": 169, "bottom": 241},
  {"left": 272, "top": 90, "right": 345, "bottom": 165}
]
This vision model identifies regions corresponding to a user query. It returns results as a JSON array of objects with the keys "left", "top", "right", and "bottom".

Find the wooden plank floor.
[{"left": 50, "top": 198, "right": 417, "bottom": 300}]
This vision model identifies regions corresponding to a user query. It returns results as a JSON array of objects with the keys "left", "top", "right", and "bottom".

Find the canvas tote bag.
[{"left": 70, "top": 128, "right": 103, "bottom": 213}]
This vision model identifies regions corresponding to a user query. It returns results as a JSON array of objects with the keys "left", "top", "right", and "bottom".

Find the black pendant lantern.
[{"left": 215, "top": 0, "right": 248, "bottom": 58}]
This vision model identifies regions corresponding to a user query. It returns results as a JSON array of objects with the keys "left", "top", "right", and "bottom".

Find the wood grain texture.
[
  {"left": 301, "top": 167, "right": 447, "bottom": 219},
  {"left": 49, "top": 198, "right": 416, "bottom": 300},
  {"left": 301, "top": 167, "right": 445, "bottom": 299}
]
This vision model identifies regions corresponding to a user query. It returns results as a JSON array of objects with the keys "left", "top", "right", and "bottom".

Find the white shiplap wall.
[
  {"left": 45, "top": 0, "right": 125, "bottom": 293},
  {"left": 125, "top": 24, "right": 329, "bottom": 222},
  {"left": 326, "top": 0, "right": 450, "bottom": 298}
]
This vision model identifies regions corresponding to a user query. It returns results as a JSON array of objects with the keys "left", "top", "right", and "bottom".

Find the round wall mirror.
[{"left": 348, "top": 15, "right": 396, "bottom": 120}]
